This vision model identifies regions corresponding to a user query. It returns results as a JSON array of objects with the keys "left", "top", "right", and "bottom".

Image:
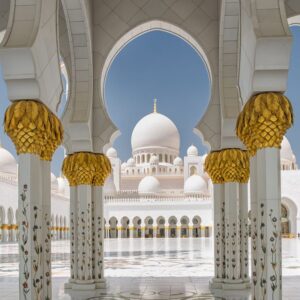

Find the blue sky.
[{"left": 1, "top": 27, "right": 300, "bottom": 175}]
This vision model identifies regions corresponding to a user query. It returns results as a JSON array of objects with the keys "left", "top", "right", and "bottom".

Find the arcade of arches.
[
  {"left": 105, "top": 215, "right": 209, "bottom": 239},
  {"left": 1, "top": 1, "right": 300, "bottom": 300}
]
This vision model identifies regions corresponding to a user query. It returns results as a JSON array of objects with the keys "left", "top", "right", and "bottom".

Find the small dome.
[
  {"left": 138, "top": 176, "right": 160, "bottom": 195},
  {"left": 184, "top": 175, "right": 207, "bottom": 195},
  {"left": 187, "top": 145, "right": 198, "bottom": 156},
  {"left": 0, "top": 146, "right": 17, "bottom": 174},
  {"left": 281, "top": 136, "right": 296, "bottom": 162},
  {"left": 127, "top": 158, "right": 135, "bottom": 167},
  {"left": 121, "top": 162, "right": 127, "bottom": 170},
  {"left": 106, "top": 147, "right": 117, "bottom": 158},
  {"left": 173, "top": 157, "right": 183, "bottom": 166},
  {"left": 150, "top": 155, "right": 159, "bottom": 164}
]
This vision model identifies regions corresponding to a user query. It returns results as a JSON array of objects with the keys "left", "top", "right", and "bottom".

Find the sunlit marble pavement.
[{"left": 0, "top": 238, "right": 300, "bottom": 299}]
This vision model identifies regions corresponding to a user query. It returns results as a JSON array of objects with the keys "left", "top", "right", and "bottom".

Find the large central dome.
[{"left": 131, "top": 112, "right": 180, "bottom": 152}]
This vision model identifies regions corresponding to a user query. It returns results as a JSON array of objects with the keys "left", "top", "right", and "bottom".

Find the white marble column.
[
  {"left": 223, "top": 182, "right": 244, "bottom": 289},
  {"left": 165, "top": 226, "right": 169, "bottom": 238},
  {"left": 141, "top": 226, "right": 145, "bottom": 238},
  {"left": 18, "top": 154, "right": 50, "bottom": 300},
  {"left": 254, "top": 148, "right": 282, "bottom": 300},
  {"left": 76, "top": 185, "right": 94, "bottom": 287},
  {"left": 239, "top": 183, "right": 250, "bottom": 284},
  {"left": 210, "top": 184, "right": 225, "bottom": 289},
  {"left": 92, "top": 186, "right": 105, "bottom": 288},
  {"left": 41, "top": 160, "right": 52, "bottom": 299},
  {"left": 1, "top": 226, "right": 8, "bottom": 242},
  {"left": 250, "top": 155, "right": 260, "bottom": 299},
  {"left": 66, "top": 187, "right": 78, "bottom": 287},
  {"left": 153, "top": 226, "right": 157, "bottom": 238},
  {"left": 176, "top": 227, "right": 181, "bottom": 238}
]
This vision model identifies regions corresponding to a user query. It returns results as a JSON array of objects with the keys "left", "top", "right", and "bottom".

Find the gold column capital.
[
  {"left": 204, "top": 148, "right": 250, "bottom": 184},
  {"left": 4, "top": 100, "right": 63, "bottom": 160},
  {"left": 93, "top": 153, "right": 112, "bottom": 186},
  {"left": 62, "top": 152, "right": 111, "bottom": 186},
  {"left": 236, "top": 92, "right": 293, "bottom": 155}
]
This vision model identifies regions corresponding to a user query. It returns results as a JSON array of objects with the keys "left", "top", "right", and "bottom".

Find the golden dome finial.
[{"left": 153, "top": 98, "right": 157, "bottom": 113}]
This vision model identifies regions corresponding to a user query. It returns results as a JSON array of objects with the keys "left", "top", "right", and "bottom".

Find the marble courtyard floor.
[{"left": 0, "top": 238, "right": 300, "bottom": 299}]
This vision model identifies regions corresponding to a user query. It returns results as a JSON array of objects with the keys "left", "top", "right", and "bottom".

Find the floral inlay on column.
[
  {"left": 62, "top": 152, "right": 111, "bottom": 285},
  {"left": 20, "top": 184, "right": 29, "bottom": 299}
]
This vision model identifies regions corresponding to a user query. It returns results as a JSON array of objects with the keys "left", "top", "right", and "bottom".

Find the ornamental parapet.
[
  {"left": 236, "top": 92, "right": 293, "bottom": 155},
  {"left": 204, "top": 148, "right": 250, "bottom": 184},
  {"left": 4, "top": 100, "right": 63, "bottom": 160},
  {"left": 62, "top": 152, "right": 111, "bottom": 186}
]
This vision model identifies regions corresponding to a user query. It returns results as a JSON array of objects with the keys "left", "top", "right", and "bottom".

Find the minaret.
[{"left": 153, "top": 98, "right": 157, "bottom": 113}]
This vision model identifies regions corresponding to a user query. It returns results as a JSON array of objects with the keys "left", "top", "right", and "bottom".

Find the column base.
[
  {"left": 95, "top": 279, "right": 106, "bottom": 289},
  {"left": 64, "top": 279, "right": 107, "bottom": 290},
  {"left": 65, "top": 280, "right": 96, "bottom": 290},
  {"left": 222, "top": 280, "right": 249, "bottom": 290},
  {"left": 209, "top": 277, "right": 224, "bottom": 289}
]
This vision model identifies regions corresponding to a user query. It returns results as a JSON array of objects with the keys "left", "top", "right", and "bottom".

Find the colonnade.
[
  {"left": 0, "top": 224, "right": 18, "bottom": 242},
  {"left": 206, "top": 92, "right": 293, "bottom": 300},
  {"left": 104, "top": 224, "right": 212, "bottom": 239},
  {"left": 2, "top": 93, "right": 293, "bottom": 299}
]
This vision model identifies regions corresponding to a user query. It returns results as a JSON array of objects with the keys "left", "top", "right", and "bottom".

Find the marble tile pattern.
[{"left": 0, "top": 238, "right": 300, "bottom": 299}]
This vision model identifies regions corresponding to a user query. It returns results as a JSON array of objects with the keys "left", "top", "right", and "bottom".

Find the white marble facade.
[
  {"left": 0, "top": 146, "right": 70, "bottom": 242},
  {"left": 103, "top": 108, "right": 300, "bottom": 240},
  {"left": 1, "top": 108, "right": 299, "bottom": 243}
]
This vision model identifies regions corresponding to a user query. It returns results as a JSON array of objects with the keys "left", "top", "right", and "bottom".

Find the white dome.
[
  {"left": 187, "top": 145, "right": 198, "bottom": 156},
  {"left": 138, "top": 176, "right": 160, "bottom": 195},
  {"left": 281, "top": 136, "right": 295, "bottom": 162},
  {"left": 173, "top": 157, "right": 183, "bottom": 166},
  {"left": 131, "top": 112, "right": 180, "bottom": 152},
  {"left": 0, "top": 146, "right": 17, "bottom": 174},
  {"left": 106, "top": 147, "right": 117, "bottom": 158},
  {"left": 127, "top": 158, "right": 135, "bottom": 167},
  {"left": 184, "top": 175, "right": 207, "bottom": 195},
  {"left": 121, "top": 162, "right": 127, "bottom": 170},
  {"left": 150, "top": 155, "right": 159, "bottom": 164}
]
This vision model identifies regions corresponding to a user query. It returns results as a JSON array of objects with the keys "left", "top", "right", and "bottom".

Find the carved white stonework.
[{"left": 18, "top": 154, "right": 52, "bottom": 300}]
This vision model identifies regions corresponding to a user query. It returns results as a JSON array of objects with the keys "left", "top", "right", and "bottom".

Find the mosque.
[
  {"left": 103, "top": 102, "right": 213, "bottom": 239},
  {"left": 2, "top": 1, "right": 300, "bottom": 298},
  {"left": 1, "top": 104, "right": 299, "bottom": 242},
  {"left": 103, "top": 104, "right": 300, "bottom": 240}
]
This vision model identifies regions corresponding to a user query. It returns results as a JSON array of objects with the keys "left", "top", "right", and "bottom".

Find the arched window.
[
  {"left": 147, "top": 154, "right": 151, "bottom": 162},
  {"left": 190, "top": 166, "right": 197, "bottom": 175},
  {"left": 165, "top": 154, "right": 168, "bottom": 162},
  {"left": 281, "top": 204, "right": 289, "bottom": 235},
  {"left": 159, "top": 154, "right": 162, "bottom": 162}
]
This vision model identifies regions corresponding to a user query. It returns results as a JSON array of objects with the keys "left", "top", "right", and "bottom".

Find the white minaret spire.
[{"left": 153, "top": 98, "right": 157, "bottom": 113}]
